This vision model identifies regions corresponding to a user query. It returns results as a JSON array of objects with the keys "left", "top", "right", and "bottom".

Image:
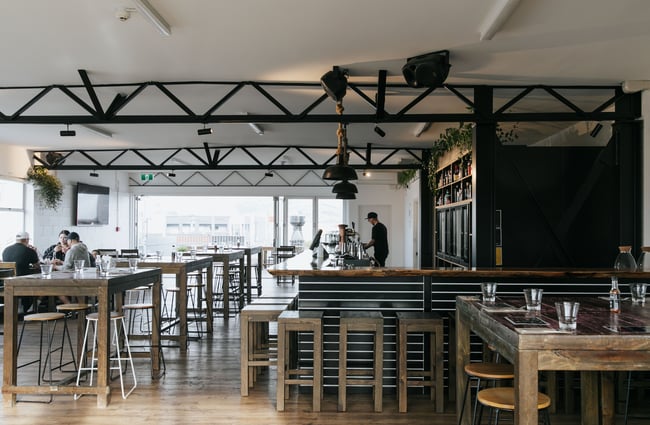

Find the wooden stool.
[
  {"left": 75, "top": 311, "right": 137, "bottom": 400},
  {"left": 56, "top": 303, "right": 93, "bottom": 365},
  {"left": 277, "top": 310, "right": 324, "bottom": 412},
  {"left": 17, "top": 312, "right": 76, "bottom": 401},
  {"left": 338, "top": 311, "right": 384, "bottom": 413},
  {"left": 396, "top": 311, "right": 444, "bottom": 413},
  {"left": 477, "top": 387, "right": 552, "bottom": 425},
  {"left": 240, "top": 303, "right": 290, "bottom": 396},
  {"left": 459, "top": 362, "right": 514, "bottom": 425}
]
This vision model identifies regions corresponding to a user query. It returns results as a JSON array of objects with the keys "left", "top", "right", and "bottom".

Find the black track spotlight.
[
  {"left": 373, "top": 125, "right": 386, "bottom": 138},
  {"left": 167, "top": 171, "right": 176, "bottom": 177},
  {"left": 89, "top": 170, "right": 99, "bottom": 178},
  {"left": 197, "top": 125, "right": 212, "bottom": 136},
  {"left": 320, "top": 66, "right": 348, "bottom": 102},
  {"left": 590, "top": 123, "right": 603, "bottom": 138},
  {"left": 60, "top": 124, "right": 76, "bottom": 137},
  {"left": 402, "top": 50, "right": 451, "bottom": 88},
  {"left": 264, "top": 170, "right": 274, "bottom": 177}
]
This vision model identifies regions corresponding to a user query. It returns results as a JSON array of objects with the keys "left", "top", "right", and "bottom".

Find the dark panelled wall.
[{"left": 495, "top": 142, "right": 620, "bottom": 267}]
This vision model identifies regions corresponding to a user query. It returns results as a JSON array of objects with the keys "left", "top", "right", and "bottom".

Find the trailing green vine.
[
  {"left": 396, "top": 169, "right": 418, "bottom": 189},
  {"left": 26, "top": 165, "right": 64, "bottom": 210}
]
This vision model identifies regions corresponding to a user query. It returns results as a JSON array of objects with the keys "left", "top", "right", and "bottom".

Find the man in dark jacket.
[
  {"left": 363, "top": 212, "right": 389, "bottom": 267},
  {"left": 2, "top": 231, "right": 40, "bottom": 312}
]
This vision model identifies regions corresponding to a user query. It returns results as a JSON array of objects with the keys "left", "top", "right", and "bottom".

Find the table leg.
[
  {"left": 600, "top": 371, "right": 615, "bottom": 425},
  {"left": 151, "top": 275, "right": 161, "bottom": 371},
  {"left": 455, "top": 309, "right": 471, "bottom": 425},
  {"left": 2, "top": 287, "right": 18, "bottom": 407},
  {"left": 239, "top": 258, "right": 245, "bottom": 310},
  {"left": 240, "top": 314, "right": 250, "bottom": 396},
  {"left": 178, "top": 271, "right": 188, "bottom": 351},
  {"left": 245, "top": 251, "right": 252, "bottom": 303},
  {"left": 581, "top": 371, "right": 600, "bottom": 425},
  {"left": 515, "top": 350, "right": 538, "bottom": 425},
  {"left": 256, "top": 251, "right": 263, "bottom": 296},
  {"left": 205, "top": 265, "right": 213, "bottom": 333},
  {"left": 96, "top": 289, "right": 111, "bottom": 407},
  {"left": 223, "top": 261, "right": 230, "bottom": 319}
]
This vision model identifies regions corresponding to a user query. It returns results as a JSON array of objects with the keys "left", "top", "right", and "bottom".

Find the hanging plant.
[
  {"left": 397, "top": 169, "right": 418, "bottom": 189},
  {"left": 26, "top": 165, "right": 64, "bottom": 210}
]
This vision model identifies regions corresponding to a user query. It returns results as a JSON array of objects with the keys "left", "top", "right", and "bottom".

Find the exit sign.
[{"left": 140, "top": 173, "right": 154, "bottom": 181}]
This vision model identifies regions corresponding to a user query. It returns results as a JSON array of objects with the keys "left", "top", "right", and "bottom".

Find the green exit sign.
[{"left": 140, "top": 173, "right": 154, "bottom": 181}]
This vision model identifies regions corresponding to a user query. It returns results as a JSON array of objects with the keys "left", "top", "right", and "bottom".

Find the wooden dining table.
[
  {"left": 115, "top": 256, "right": 213, "bottom": 350},
  {"left": 455, "top": 295, "right": 650, "bottom": 425},
  {"left": 240, "top": 246, "right": 263, "bottom": 301},
  {"left": 2, "top": 267, "right": 162, "bottom": 407},
  {"left": 195, "top": 249, "right": 245, "bottom": 319}
]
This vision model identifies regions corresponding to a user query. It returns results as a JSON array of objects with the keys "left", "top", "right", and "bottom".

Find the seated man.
[
  {"left": 55, "top": 231, "right": 91, "bottom": 271},
  {"left": 2, "top": 231, "right": 40, "bottom": 313}
]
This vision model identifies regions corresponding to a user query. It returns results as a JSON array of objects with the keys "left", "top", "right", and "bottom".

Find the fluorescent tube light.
[
  {"left": 248, "top": 122, "right": 264, "bottom": 135},
  {"left": 132, "top": 0, "right": 171, "bottom": 36},
  {"left": 81, "top": 124, "right": 113, "bottom": 138}
]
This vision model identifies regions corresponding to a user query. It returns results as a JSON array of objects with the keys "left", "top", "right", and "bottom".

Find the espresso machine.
[{"left": 322, "top": 222, "right": 370, "bottom": 266}]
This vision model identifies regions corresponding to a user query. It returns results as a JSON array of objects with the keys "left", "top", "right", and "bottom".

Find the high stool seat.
[
  {"left": 122, "top": 302, "right": 166, "bottom": 378},
  {"left": 396, "top": 311, "right": 444, "bottom": 413},
  {"left": 18, "top": 312, "right": 76, "bottom": 402},
  {"left": 56, "top": 303, "right": 93, "bottom": 365},
  {"left": 277, "top": 310, "right": 324, "bottom": 412},
  {"left": 477, "top": 387, "right": 552, "bottom": 425},
  {"left": 240, "top": 303, "right": 291, "bottom": 396},
  {"left": 338, "top": 311, "right": 384, "bottom": 413},
  {"left": 186, "top": 281, "right": 205, "bottom": 338},
  {"left": 75, "top": 311, "right": 136, "bottom": 400},
  {"left": 458, "top": 362, "right": 515, "bottom": 425}
]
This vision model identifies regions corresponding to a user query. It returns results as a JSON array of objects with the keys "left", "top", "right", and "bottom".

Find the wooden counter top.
[{"left": 267, "top": 251, "right": 650, "bottom": 279}]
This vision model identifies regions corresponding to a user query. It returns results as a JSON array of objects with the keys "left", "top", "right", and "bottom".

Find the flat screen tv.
[{"left": 75, "top": 183, "right": 109, "bottom": 226}]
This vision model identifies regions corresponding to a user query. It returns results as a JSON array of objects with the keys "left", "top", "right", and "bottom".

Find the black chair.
[
  {"left": 97, "top": 249, "right": 119, "bottom": 257},
  {"left": 274, "top": 246, "right": 296, "bottom": 285},
  {"left": 120, "top": 249, "right": 139, "bottom": 258}
]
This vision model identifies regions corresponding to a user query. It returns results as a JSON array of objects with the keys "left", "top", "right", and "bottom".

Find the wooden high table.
[
  {"left": 196, "top": 249, "right": 245, "bottom": 319},
  {"left": 455, "top": 295, "right": 650, "bottom": 425},
  {"left": 240, "top": 246, "right": 262, "bottom": 300},
  {"left": 115, "top": 256, "right": 213, "bottom": 350},
  {"left": 2, "top": 267, "right": 162, "bottom": 407}
]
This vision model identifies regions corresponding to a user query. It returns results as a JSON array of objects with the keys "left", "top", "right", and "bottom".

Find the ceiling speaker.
[{"left": 402, "top": 50, "right": 451, "bottom": 88}]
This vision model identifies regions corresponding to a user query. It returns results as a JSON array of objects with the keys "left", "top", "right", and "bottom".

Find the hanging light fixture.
[
  {"left": 332, "top": 180, "right": 358, "bottom": 199},
  {"left": 322, "top": 101, "right": 358, "bottom": 181}
]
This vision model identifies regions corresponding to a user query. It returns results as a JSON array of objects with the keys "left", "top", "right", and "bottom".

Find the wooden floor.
[{"left": 1, "top": 273, "right": 649, "bottom": 425}]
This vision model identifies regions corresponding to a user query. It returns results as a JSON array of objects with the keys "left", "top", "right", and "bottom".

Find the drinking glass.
[
  {"left": 524, "top": 288, "right": 543, "bottom": 311},
  {"left": 629, "top": 283, "right": 647, "bottom": 304},
  {"left": 481, "top": 282, "right": 497, "bottom": 303},
  {"left": 128, "top": 258, "right": 138, "bottom": 273},
  {"left": 98, "top": 257, "right": 111, "bottom": 276},
  {"left": 40, "top": 263, "right": 53, "bottom": 278},
  {"left": 555, "top": 301, "right": 580, "bottom": 331},
  {"left": 74, "top": 259, "right": 85, "bottom": 273}
]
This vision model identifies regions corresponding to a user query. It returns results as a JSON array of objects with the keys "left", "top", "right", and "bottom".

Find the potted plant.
[
  {"left": 397, "top": 169, "right": 418, "bottom": 189},
  {"left": 26, "top": 165, "right": 64, "bottom": 210}
]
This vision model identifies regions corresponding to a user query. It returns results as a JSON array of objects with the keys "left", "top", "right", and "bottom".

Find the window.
[{"left": 0, "top": 179, "right": 25, "bottom": 249}]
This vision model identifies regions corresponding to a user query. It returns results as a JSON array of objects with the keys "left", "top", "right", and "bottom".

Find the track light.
[
  {"left": 248, "top": 122, "right": 264, "bottom": 135},
  {"left": 60, "top": 124, "right": 76, "bottom": 137},
  {"left": 89, "top": 170, "right": 99, "bottom": 177},
  {"left": 373, "top": 125, "right": 386, "bottom": 138},
  {"left": 197, "top": 126, "right": 212, "bottom": 136},
  {"left": 167, "top": 171, "right": 176, "bottom": 177},
  {"left": 414, "top": 122, "right": 432, "bottom": 137},
  {"left": 131, "top": 0, "right": 171, "bottom": 36},
  {"left": 402, "top": 50, "right": 451, "bottom": 88},
  {"left": 590, "top": 123, "right": 603, "bottom": 138},
  {"left": 264, "top": 171, "right": 274, "bottom": 177}
]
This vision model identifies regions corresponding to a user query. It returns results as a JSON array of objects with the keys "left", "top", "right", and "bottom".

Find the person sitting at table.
[
  {"left": 2, "top": 231, "right": 41, "bottom": 313},
  {"left": 42, "top": 229, "right": 70, "bottom": 262},
  {"left": 54, "top": 231, "right": 91, "bottom": 272}
]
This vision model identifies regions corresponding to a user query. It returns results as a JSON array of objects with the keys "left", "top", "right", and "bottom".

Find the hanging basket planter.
[{"left": 26, "top": 165, "right": 64, "bottom": 210}]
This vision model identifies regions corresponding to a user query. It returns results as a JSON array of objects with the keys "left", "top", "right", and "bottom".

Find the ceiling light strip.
[{"left": 131, "top": 0, "right": 171, "bottom": 36}]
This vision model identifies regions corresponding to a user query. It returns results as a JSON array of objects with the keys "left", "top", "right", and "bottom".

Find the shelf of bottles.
[{"left": 434, "top": 153, "right": 472, "bottom": 267}]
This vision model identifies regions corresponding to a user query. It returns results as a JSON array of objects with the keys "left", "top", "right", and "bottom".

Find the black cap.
[
  {"left": 68, "top": 232, "right": 80, "bottom": 241},
  {"left": 366, "top": 212, "right": 378, "bottom": 219}
]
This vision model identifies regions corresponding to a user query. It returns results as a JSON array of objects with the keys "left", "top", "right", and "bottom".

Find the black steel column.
[
  {"left": 420, "top": 150, "right": 434, "bottom": 267},
  {"left": 472, "top": 87, "right": 497, "bottom": 267}
]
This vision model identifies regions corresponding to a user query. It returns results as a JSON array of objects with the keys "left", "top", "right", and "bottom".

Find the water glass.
[
  {"left": 524, "top": 288, "right": 543, "bottom": 311},
  {"left": 555, "top": 301, "right": 580, "bottom": 331},
  {"left": 74, "top": 259, "right": 85, "bottom": 273},
  {"left": 190, "top": 249, "right": 197, "bottom": 259},
  {"left": 128, "top": 258, "right": 139, "bottom": 273},
  {"left": 629, "top": 283, "right": 647, "bottom": 304},
  {"left": 481, "top": 282, "right": 497, "bottom": 303},
  {"left": 40, "top": 263, "right": 53, "bottom": 278},
  {"left": 98, "top": 258, "right": 111, "bottom": 276}
]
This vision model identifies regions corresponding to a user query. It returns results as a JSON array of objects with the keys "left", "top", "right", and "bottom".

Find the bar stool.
[
  {"left": 240, "top": 303, "right": 290, "bottom": 396},
  {"left": 476, "top": 387, "right": 552, "bottom": 425},
  {"left": 17, "top": 312, "right": 76, "bottom": 402},
  {"left": 186, "top": 280, "right": 205, "bottom": 338},
  {"left": 122, "top": 302, "right": 166, "bottom": 378},
  {"left": 458, "top": 362, "right": 515, "bottom": 425},
  {"left": 74, "top": 311, "right": 137, "bottom": 400},
  {"left": 395, "top": 311, "right": 444, "bottom": 413},
  {"left": 338, "top": 311, "right": 384, "bottom": 413},
  {"left": 56, "top": 303, "right": 93, "bottom": 371},
  {"left": 277, "top": 310, "right": 324, "bottom": 412}
]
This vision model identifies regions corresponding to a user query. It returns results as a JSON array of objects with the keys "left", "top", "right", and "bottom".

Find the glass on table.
[
  {"left": 555, "top": 301, "right": 580, "bottom": 331},
  {"left": 128, "top": 258, "right": 139, "bottom": 273},
  {"left": 481, "top": 282, "right": 497, "bottom": 303},
  {"left": 523, "top": 288, "right": 543, "bottom": 311},
  {"left": 74, "top": 259, "right": 85, "bottom": 273},
  {"left": 40, "top": 263, "right": 53, "bottom": 278},
  {"left": 629, "top": 283, "right": 647, "bottom": 304}
]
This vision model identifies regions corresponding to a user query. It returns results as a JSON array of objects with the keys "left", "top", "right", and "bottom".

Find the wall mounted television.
[{"left": 75, "top": 182, "right": 110, "bottom": 226}]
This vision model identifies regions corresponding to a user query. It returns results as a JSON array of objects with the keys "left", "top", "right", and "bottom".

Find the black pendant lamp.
[
  {"left": 322, "top": 103, "right": 358, "bottom": 181},
  {"left": 332, "top": 180, "right": 358, "bottom": 199}
]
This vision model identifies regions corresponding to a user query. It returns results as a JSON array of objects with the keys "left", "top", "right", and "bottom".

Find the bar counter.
[{"left": 267, "top": 251, "right": 650, "bottom": 408}]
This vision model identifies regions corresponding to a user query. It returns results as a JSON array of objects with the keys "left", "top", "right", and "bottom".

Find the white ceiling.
[{"left": 1, "top": 0, "right": 649, "bottom": 156}]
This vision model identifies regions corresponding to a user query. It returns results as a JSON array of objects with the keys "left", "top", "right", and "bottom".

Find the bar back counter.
[{"left": 268, "top": 251, "right": 650, "bottom": 403}]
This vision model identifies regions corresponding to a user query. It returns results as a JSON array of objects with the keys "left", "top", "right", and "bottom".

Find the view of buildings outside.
[
  {"left": 136, "top": 195, "right": 343, "bottom": 256},
  {"left": 0, "top": 179, "right": 25, "bottom": 250}
]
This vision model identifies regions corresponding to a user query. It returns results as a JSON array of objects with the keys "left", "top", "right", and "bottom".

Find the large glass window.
[{"left": 0, "top": 179, "right": 25, "bottom": 249}]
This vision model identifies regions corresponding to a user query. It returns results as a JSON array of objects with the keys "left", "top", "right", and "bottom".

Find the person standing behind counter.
[{"left": 363, "top": 212, "right": 389, "bottom": 267}]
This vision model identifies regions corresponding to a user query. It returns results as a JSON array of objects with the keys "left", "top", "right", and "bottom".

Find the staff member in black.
[{"left": 363, "top": 212, "right": 389, "bottom": 267}]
